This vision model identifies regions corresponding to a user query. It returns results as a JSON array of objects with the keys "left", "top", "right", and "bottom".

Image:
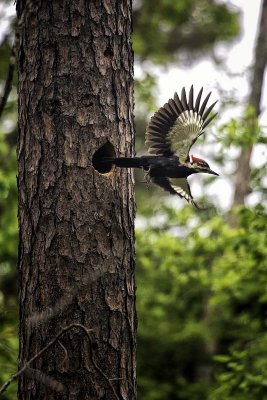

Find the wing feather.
[
  {"left": 202, "top": 113, "right": 218, "bottom": 130},
  {"left": 151, "top": 176, "right": 205, "bottom": 209},
  {"left": 152, "top": 176, "right": 193, "bottom": 203},
  {"left": 145, "top": 86, "right": 217, "bottom": 162},
  {"left": 151, "top": 176, "right": 178, "bottom": 195},
  {"left": 188, "top": 85, "right": 194, "bottom": 109},
  {"left": 202, "top": 101, "right": 218, "bottom": 122},
  {"left": 194, "top": 87, "right": 203, "bottom": 112},
  {"left": 169, "top": 178, "right": 205, "bottom": 209},
  {"left": 181, "top": 87, "right": 188, "bottom": 110},
  {"left": 199, "top": 92, "right": 211, "bottom": 116},
  {"left": 174, "top": 92, "right": 184, "bottom": 112},
  {"left": 169, "top": 178, "right": 194, "bottom": 203},
  {"left": 168, "top": 99, "right": 179, "bottom": 115},
  {"left": 151, "top": 176, "right": 193, "bottom": 203}
]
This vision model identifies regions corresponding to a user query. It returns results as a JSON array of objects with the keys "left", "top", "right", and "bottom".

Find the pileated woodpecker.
[{"left": 104, "top": 86, "right": 219, "bottom": 208}]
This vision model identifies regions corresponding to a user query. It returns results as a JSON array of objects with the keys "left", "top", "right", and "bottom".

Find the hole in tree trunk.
[{"left": 92, "top": 141, "right": 116, "bottom": 175}]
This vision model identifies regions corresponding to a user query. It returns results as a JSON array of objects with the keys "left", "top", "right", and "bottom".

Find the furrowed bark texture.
[
  {"left": 233, "top": 0, "right": 267, "bottom": 206},
  {"left": 17, "top": 1, "right": 136, "bottom": 399}
]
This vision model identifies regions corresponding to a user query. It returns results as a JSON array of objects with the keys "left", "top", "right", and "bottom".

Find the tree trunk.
[
  {"left": 233, "top": 0, "right": 267, "bottom": 206},
  {"left": 17, "top": 1, "right": 136, "bottom": 399}
]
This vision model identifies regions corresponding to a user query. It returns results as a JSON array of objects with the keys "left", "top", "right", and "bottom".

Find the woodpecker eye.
[{"left": 197, "top": 161, "right": 209, "bottom": 168}]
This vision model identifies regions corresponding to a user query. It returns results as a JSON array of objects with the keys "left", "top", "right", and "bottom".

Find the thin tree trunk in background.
[
  {"left": 17, "top": 1, "right": 136, "bottom": 399},
  {"left": 233, "top": 0, "right": 267, "bottom": 206}
]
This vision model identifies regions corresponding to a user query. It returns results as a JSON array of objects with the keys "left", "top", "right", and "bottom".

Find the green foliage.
[
  {"left": 0, "top": 296, "right": 19, "bottom": 399},
  {"left": 136, "top": 205, "right": 267, "bottom": 400},
  {"left": 0, "top": 132, "right": 17, "bottom": 260},
  {"left": 133, "top": 0, "right": 240, "bottom": 64},
  {"left": 134, "top": 73, "right": 158, "bottom": 152},
  {"left": 211, "top": 343, "right": 267, "bottom": 400},
  {"left": 219, "top": 106, "right": 265, "bottom": 148},
  {"left": 135, "top": 73, "right": 158, "bottom": 115},
  {"left": 0, "top": 20, "right": 18, "bottom": 391},
  {"left": 0, "top": 127, "right": 18, "bottom": 399}
]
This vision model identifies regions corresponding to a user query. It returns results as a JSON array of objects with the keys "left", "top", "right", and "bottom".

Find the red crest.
[{"left": 191, "top": 155, "right": 206, "bottom": 163}]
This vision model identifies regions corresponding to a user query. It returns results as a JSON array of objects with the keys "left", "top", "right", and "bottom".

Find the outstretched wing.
[
  {"left": 152, "top": 176, "right": 202, "bottom": 208},
  {"left": 145, "top": 86, "right": 217, "bottom": 163}
]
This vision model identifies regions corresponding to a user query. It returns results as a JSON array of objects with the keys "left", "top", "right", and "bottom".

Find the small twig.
[
  {"left": 0, "top": 323, "right": 93, "bottom": 396},
  {"left": 0, "top": 46, "right": 16, "bottom": 120},
  {"left": 57, "top": 340, "right": 69, "bottom": 370}
]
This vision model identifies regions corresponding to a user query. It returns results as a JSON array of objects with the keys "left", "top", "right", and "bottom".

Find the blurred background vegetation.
[{"left": 0, "top": 0, "right": 266, "bottom": 399}]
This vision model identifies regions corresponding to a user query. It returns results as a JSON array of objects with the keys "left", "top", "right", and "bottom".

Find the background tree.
[{"left": 233, "top": 0, "right": 267, "bottom": 205}]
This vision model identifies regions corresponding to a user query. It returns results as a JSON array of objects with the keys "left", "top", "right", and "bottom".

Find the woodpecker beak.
[{"left": 207, "top": 169, "right": 219, "bottom": 176}]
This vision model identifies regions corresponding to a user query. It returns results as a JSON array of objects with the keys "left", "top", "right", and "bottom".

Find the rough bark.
[
  {"left": 17, "top": 1, "right": 136, "bottom": 399},
  {"left": 233, "top": 0, "right": 267, "bottom": 206}
]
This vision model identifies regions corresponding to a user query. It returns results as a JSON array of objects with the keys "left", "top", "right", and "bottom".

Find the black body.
[{"left": 111, "top": 156, "right": 196, "bottom": 178}]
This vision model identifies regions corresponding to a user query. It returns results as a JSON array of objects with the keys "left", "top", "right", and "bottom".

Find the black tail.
[{"left": 101, "top": 157, "right": 147, "bottom": 169}]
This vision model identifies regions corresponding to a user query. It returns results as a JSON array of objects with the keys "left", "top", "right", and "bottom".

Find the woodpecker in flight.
[{"left": 104, "top": 86, "right": 219, "bottom": 208}]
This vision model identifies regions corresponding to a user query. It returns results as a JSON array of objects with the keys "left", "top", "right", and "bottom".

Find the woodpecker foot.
[
  {"left": 192, "top": 200, "right": 209, "bottom": 211},
  {"left": 144, "top": 170, "right": 151, "bottom": 183}
]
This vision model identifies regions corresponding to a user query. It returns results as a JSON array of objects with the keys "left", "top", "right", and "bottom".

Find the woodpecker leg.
[{"left": 143, "top": 169, "right": 152, "bottom": 183}]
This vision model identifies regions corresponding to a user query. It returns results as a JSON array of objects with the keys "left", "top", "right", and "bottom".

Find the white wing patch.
[
  {"left": 167, "top": 110, "right": 203, "bottom": 161},
  {"left": 169, "top": 177, "right": 194, "bottom": 204}
]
